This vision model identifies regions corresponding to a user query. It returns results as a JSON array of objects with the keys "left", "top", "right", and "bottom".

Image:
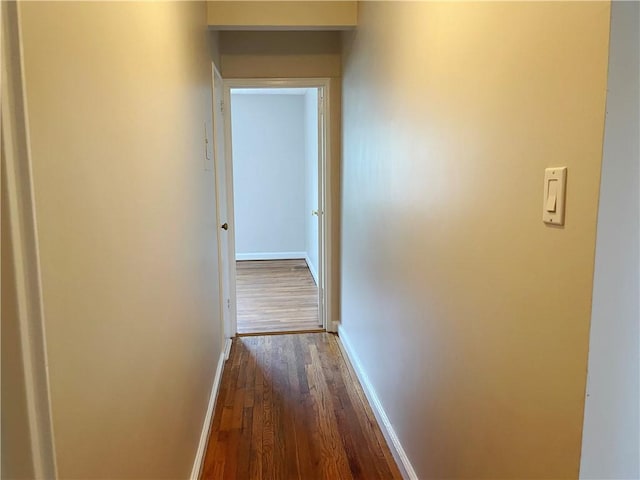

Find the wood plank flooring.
[
  {"left": 201, "top": 333, "right": 402, "bottom": 480},
  {"left": 236, "top": 260, "right": 320, "bottom": 335}
]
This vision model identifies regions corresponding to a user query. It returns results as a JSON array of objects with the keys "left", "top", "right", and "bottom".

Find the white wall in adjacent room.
[{"left": 231, "top": 92, "right": 307, "bottom": 259}]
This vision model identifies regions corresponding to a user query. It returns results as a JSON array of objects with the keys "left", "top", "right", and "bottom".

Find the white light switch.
[
  {"left": 546, "top": 179, "right": 558, "bottom": 212},
  {"left": 543, "top": 167, "right": 567, "bottom": 225}
]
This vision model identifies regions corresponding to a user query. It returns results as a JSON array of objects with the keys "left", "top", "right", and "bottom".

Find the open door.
[{"left": 212, "top": 65, "right": 237, "bottom": 341}]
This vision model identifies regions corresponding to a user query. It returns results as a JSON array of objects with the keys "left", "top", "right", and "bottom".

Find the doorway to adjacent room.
[{"left": 212, "top": 76, "right": 332, "bottom": 336}]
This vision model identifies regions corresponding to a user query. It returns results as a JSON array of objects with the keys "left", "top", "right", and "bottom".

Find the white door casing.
[
  {"left": 221, "top": 78, "right": 334, "bottom": 333},
  {"left": 1, "top": 2, "right": 58, "bottom": 476}
]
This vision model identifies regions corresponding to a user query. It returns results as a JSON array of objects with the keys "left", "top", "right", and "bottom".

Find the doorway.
[{"left": 213, "top": 77, "right": 332, "bottom": 337}]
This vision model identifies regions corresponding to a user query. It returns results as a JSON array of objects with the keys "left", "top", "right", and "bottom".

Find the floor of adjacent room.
[
  {"left": 236, "top": 259, "right": 321, "bottom": 334},
  {"left": 200, "top": 333, "right": 402, "bottom": 479}
]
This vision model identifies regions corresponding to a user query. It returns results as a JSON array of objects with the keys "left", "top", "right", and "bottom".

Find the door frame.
[
  {"left": 220, "top": 77, "right": 333, "bottom": 335},
  {"left": 2, "top": 2, "right": 58, "bottom": 477}
]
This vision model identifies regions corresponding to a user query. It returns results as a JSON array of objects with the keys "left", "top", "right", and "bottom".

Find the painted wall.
[
  {"left": 208, "top": 30, "right": 222, "bottom": 71},
  {"left": 220, "top": 31, "right": 342, "bottom": 78},
  {"left": 220, "top": 30, "right": 342, "bottom": 323},
  {"left": 207, "top": 1, "right": 357, "bottom": 29},
  {"left": 231, "top": 93, "right": 307, "bottom": 259},
  {"left": 341, "top": 2, "right": 610, "bottom": 478},
  {"left": 580, "top": 2, "right": 640, "bottom": 478},
  {"left": 19, "top": 2, "right": 224, "bottom": 478},
  {"left": 305, "top": 89, "right": 319, "bottom": 283}
]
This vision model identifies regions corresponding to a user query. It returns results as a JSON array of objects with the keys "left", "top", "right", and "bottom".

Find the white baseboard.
[
  {"left": 305, "top": 254, "right": 319, "bottom": 286},
  {"left": 337, "top": 326, "right": 418, "bottom": 480},
  {"left": 190, "top": 338, "right": 232, "bottom": 480},
  {"left": 235, "top": 251, "right": 305, "bottom": 261}
]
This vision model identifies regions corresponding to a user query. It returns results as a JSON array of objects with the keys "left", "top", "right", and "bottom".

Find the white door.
[{"left": 212, "top": 66, "right": 237, "bottom": 338}]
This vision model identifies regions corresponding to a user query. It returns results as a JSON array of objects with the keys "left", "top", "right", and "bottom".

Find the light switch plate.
[{"left": 543, "top": 167, "right": 567, "bottom": 225}]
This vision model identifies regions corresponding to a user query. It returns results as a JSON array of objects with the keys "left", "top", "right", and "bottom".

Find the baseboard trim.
[
  {"left": 337, "top": 326, "right": 418, "bottom": 480},
  {"left": 235, "top": 252, "right": 305, "bottom": 261},
  {"left": 190, "top": 338, "right": 232, "bottom": 480},
  {"left": 305, "top": 254, "right": 319, "bottom": 285}
]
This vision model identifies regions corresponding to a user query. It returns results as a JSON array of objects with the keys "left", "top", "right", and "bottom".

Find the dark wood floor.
[
  {"left": 201, "top": 333, "right": 402, "bottom": 480},
  {"left": 236, "top": 260, "right": 321, "bottom": 334}
]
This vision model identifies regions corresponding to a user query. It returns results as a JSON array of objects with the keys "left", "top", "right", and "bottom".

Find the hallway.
[
  {"left": 200, "top": 333, "right": 402, "bottom": 479},
  {"left": 5, "top": 2, "right": 638, "bottom": 479}
]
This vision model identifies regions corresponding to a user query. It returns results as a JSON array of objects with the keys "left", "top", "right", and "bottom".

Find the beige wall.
[
  {"left": 19, "top": 2, "right": 224, "bottom": 478},
  {"left": 208, "top": 30, "right": 222, "bottom": 70},
  {"left": 207, "top": 1, "right": 357, "bottom": 29},
  {"left": 220, "top": 31, "right": 341, "bottom": 78},
  {"left": 341, "top": 2, "right": 610, "bottom": 478},
  {"left": 220, "top": 31, "right": 342, "bottom": 324}
]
